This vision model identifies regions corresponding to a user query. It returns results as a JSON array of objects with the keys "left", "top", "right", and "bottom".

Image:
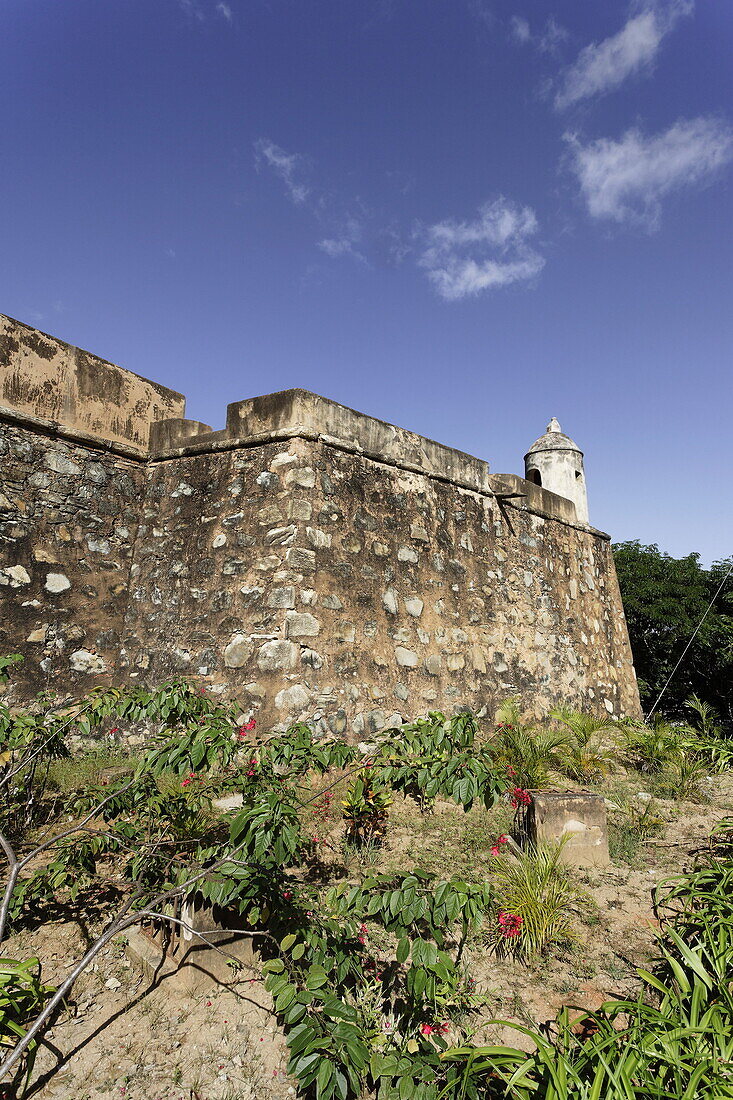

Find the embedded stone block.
[{"left": 527, "top": 790, "right": 609, "bottom": 867}]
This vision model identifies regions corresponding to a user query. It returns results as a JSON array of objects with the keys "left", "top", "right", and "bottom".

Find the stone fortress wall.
[{"left": 0, "top": 313, "right": 642, "bottom": 729}]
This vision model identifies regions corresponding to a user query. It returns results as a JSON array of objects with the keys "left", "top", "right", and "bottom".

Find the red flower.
[
  {"left": 498, "top": 835, "right": 509, "bottom": 845},
  {"left": 490, "top": 846, "right": 501, "bottom": 857},
  {"left": 237, "top": 719, "right": 257, "bottom": 737},
  {"left": 181, "top": 772, "right": 196, "bottom": 788},
  {"left": 506, "top": 764, "right": 517, "bottom": 777},
  {"left": 420, "top": 1024, "right": 434, "bottom": 1036},
  {"left": 108, "top": 727, "right": 120, "bottom": 736},
  {"left": 509, "top": 787, "right": 531, "bottom": 808},
  {"left": 497, "top": 911, "right": 523, "bottom": 938}
]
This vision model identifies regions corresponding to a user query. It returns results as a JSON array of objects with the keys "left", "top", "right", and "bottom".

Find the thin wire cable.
[{"left": 645, "top": 558, "right": 733, "bottom": 720}]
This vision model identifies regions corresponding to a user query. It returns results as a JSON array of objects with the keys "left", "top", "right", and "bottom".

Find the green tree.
[{"left": 613, "top": 542, "right": 733, "bottom": 725}]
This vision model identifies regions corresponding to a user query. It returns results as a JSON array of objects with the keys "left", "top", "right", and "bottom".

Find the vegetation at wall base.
[
  {"left": 445, "top": 817, "right": 733, "bottom": 1099},
  {"left": 1, "top": 659, "right": 733, "bottom": 1098}
]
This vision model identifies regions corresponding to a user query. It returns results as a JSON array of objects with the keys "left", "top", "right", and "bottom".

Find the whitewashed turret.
[{"left": 524, "top": 418, "right": 589, "bottom": 524}]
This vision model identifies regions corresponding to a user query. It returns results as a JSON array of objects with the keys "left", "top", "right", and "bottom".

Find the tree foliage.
[{"left": 613, "top": 541, "right": 733, "bottom": 724}]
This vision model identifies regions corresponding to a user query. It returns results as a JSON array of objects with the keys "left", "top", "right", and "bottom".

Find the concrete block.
[{"left": 527, "top": 789, "right": 609, "bottom": 867}]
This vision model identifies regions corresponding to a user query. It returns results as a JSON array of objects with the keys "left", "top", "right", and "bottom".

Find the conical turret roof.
[{"left": 525, "top": 418, "right": 583, "bottom": 458}]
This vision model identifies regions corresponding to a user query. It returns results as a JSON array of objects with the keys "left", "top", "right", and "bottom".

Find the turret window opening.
[{"left": 528, "top": 469, "right": 542, "bottom": 486}]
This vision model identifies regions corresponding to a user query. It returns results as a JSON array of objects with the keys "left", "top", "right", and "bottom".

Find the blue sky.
[{"left": 3, "top": 1, "right": 732, "bottom": 564}]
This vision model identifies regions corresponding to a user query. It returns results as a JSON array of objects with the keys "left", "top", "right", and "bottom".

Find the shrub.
[
  {"left": 491, "top": 698, "right": 570, "bottom": 789},
  {"left": 652, "top": 752, "right": 711, "bottom": 802},
  {"left": 0, "top": 957, "right": 53, "bottom": 1094},
  {"left": 341, "top": 770, "right": 391, "bottom": 848},
  {"left": 549, "top": 707, "right": 617, "bottom": 784},
  {"left": 445, "top": 818, "right": 733, "bottom": 1099},
  {"left": 486, "top": 839, "right": 593, "bottom": 958}
]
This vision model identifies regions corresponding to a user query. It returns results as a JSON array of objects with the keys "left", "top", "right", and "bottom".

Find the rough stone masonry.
[{"left": 0, "top": 313, "right": 642, "bottom": 732}]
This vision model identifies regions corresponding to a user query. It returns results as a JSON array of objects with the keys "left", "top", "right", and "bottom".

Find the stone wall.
[
  {"left": 0, "top": 417, "right": 145, "bottom": 698},
  {"left": 1, "top": 321, "right": 641, "bottom": 726},
  {"left": 119, "top": 434, "right": 640, "bottom": 732}
]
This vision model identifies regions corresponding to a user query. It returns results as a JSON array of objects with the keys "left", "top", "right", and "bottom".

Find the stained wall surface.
[{"left": 0, "top": 314, "right": 185, "bottom": 451}]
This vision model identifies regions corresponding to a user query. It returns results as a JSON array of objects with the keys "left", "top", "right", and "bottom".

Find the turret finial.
[{"left": 546, "top": 417, "right": 562, "bottom": 434}]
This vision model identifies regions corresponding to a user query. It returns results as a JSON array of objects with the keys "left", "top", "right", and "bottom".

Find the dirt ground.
[{"left": 7, "top": 772, "right": 733, "bottom": 1100}]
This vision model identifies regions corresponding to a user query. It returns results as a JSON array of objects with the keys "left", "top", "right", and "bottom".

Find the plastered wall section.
[
  {"left": 119, "top": 436, "right": 641, "bottom": 733},
  {"left": 0, "top": 314, "right": 185, "bottom": 451},
  {"left": 0, "top": 419, "right": 145, "bottom": 698}
]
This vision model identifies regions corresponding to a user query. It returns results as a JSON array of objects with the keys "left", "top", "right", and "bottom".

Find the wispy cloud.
[
  {"left": 318, "top": 217, "right": 366, "bottom": 263},
  {"left": 566, "top": 117, "right": 733, "bottom": 228},
  {"left": 254, "top": 139, "right": 311, "bottom": 206},
  {"left": 510, "top": 14, "right": 568, "bottom": 55},
  {"left": 176, "top": 0, "right": 232, "bottom": 21},
  {"left": 177, "top": 0, "right": 205, "bottom": 21},
  {"left": 466, "top": 0, "right": 495, "bottom": 33},
  {"left": 418, "top": 198, "right": 545, "bottom": 301},
  {"left": 254, "top": 139, "right": 374, "bottom": 265},
  {"left": 555, "top": 1, "right": 693, "bottom": 110}
]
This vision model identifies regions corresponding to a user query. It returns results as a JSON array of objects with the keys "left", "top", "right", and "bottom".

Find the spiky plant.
[
  {"left": 487, "top": 839, "right": 593, "bottom": 958},
  {"left": 491, "top": 698, "right": 570, "bottom": 789},
  {"left": 617, "top": 716, "right": 688, "bottom": 773},
  {"left": 549, "top": 707, "right": 617, "bottom": 784},
  {"left": 684, "top": 694, "right": 723, "bottom": 739}
]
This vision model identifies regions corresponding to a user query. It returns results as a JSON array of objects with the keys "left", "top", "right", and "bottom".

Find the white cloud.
[
  {"left": 510, "top": 16, "right": 531, "bottom": 44},
  {"left": 566, "top": 117, "right": 733, "bottom": 228},
  {"left": 216, "top": 2, "right": 233, "bottom": 21},
  {"left": 177, "top": 0, "right": 205, "bottom": 21},
  {"left": 318, "top": 217, "right": 366, "bottom": 263},
  {"left": 511, "top": 14, "right": 568, "bottom": 55},
  {"left": 555, "top": 1, "right": 693, "bottom": 110},
  {"left": 419, "top": 197, "right": 545, "bottom": 301},
  {"left": 254, "top": 139, "right": 310, "bottom": 206}
]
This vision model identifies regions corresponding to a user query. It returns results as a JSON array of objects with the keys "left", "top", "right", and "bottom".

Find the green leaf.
[{"left": 262, "top": 959, "right": 285, "bottom": 975}]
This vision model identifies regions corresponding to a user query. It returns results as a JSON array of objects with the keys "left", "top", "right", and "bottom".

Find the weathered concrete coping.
[
  {"left": 0, "top": 393, "right": 608, "bottom": 536},
  {"left": 150, "top": 388, "right": 494, "bottom": 495},
  {"left": 0, "top": 403, "right": 148, "bottom": 460},
  {"left": 490, "top": 473, "right": 610, "bottom": 540},
  {"left": 149, "top": 418, "right": 213, "bottom": 451},
  {"left": 227, "top": 390, "right": 493, "bottom": 493},
  {"left": 149, "top": 422, "right": 492, "bottom": 495}
]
